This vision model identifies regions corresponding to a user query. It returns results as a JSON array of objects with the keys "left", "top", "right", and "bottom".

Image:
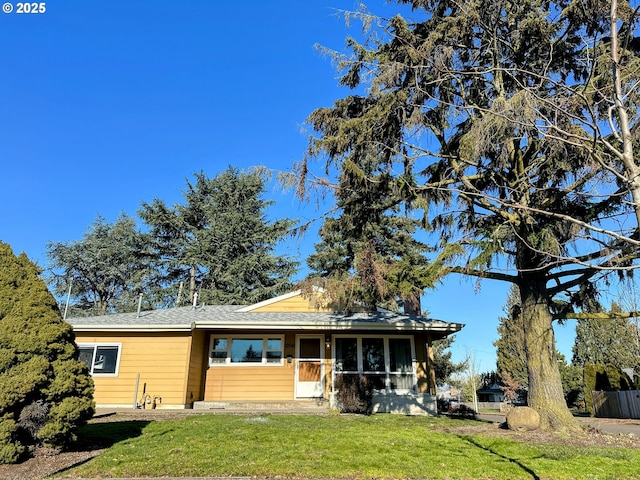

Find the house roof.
[{"left": 67, "top": 305, "right": 463, "bottom": 336}]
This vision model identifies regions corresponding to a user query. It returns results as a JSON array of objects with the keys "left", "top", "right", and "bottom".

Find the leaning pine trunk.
[{"left": 519, "top": 278, "right": 581, "bottom": 432}]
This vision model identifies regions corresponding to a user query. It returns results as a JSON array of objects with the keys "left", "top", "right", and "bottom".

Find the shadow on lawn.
[
  {"left": 458, "top": 434, "right": 540, "bottom": 480},
  {"left": 76, "top": 417, "right": 151, "bottom": 451},
  {"left": 53, "top": 418, "right": 152, "bottom": 476}
]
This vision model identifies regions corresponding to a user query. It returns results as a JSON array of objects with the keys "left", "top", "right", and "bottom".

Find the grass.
[{"left": 62, "top": 414, "right": 640, "bottom": 479}]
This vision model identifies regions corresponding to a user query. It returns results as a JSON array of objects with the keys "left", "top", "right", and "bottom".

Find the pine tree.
[
  {"left": 433, "top": 336, "right": 467, "bottom": 386},
  {"left": 47, "top": 214, "right": 152, "bottom": 315},
  {"left": 306, "top": 147, "right": 434, "bottom": 314},
  {"left": 572, "top": 302, "right": 640, "bottom": 373},
  {"left": 140, "top": 167, "right": 298, "bottom": 305},
  {"left": 0, "top": 242, "right": 94, "bottom": 464},
  {"left": 298, "top": 0, "right": 640, "bottom": 432},
  {"left": 494, "top": 285, "right": 528, "bottom": 391}
]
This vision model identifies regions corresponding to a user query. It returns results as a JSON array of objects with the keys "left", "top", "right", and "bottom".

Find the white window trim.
[
  {"left": 77, "top": 342, "right": 122, "bottom": 377},
  {"left": 209, "top": 335, "right": 284, "bottom": 367},
  {"left": 332, "top": 335, "right": 416, "bottom": 394}
]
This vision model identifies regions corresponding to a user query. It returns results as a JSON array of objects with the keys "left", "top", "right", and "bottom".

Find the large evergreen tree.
[
  {"left": 140, "top": 167, "right": 298, "bottom": 305},
  {"left": 47, "top": 214, "right": 151, "bottom": 316},
  {"left": 305, "top": 140, "right": 435, "bottom": 313},
  {"left": 572, "top": 302, "right": 640, "bottom": 373},
  {"left": 494, "top": 285, "right": 528, "bottom": 392},
  {"left": 0, "top": 242, "right": 94, "bottom": 463},
  {"left": 298, "top": 0, "right": 640, "bottom": 431},
  {"left": 307, "top": 211, "right": 433, "bottom": 313}
]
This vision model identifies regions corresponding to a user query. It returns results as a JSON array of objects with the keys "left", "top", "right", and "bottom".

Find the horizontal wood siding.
[
  {"left": 185, "top": 329, "right": 206, "bottom": 403},
  {"left": 204, "top": 365, "right": 295, "bottom": 401},
  {"left": 252, "top": 295, "right": 323, "bottom": 312},
  {"left": 252, "top": 293, "right": 372, "bottom": 313},
  {"left": 413, "top": 332, "right": 430, "bottom": 393},
  {"left": 203, "top": 331, "right": 296, "bottom": 401},
  {"left": 75, "top": 332, "right": 192, "bottom": 407}
]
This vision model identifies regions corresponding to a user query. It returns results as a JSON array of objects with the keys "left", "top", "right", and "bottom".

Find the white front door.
[{"left": 295, "top": 336, "right": 324, "bottom": 398}]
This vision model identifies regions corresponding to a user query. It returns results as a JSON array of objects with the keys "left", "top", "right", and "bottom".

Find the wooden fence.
[{"left": 591, "top": 390, "right": 640, "bottom": 419}]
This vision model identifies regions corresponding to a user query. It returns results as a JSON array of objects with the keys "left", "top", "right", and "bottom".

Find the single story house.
[
  {"left": 67, "top": 290, "right": 463, "bottom": 415},
  {"left": 476, "top": 383, "right": 505, "bottom": 403}
]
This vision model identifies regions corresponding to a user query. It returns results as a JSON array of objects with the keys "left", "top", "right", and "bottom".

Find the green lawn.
[{"left": 62, "top": 414, "right": 640, "bottom": 479}]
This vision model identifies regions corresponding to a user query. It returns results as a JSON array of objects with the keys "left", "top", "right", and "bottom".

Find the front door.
[{"left": 295, "top": 336, "right": 324, "bottom": 398}]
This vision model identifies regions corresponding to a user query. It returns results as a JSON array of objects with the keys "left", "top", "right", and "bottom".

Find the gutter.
[
  {"left": 193, "top": 321, "right": 464, "bottom": 332},
  {"left": 71, "top": 324, "right": 194, "bottom": 333}
]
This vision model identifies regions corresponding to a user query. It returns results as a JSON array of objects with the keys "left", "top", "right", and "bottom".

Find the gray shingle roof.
[{"left": 67, "top": 305, "right": 463, "bottom": 335}]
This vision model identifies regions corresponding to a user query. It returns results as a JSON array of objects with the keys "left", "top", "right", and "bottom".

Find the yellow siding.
[
  {"left": 252, "top": 294, "right": 327, "bottom": 312},
  {"left": 251, "top": 292, "right": 375, "bottom": 313},
  {"left": 75, "top": 332, "right": 192, "bottom": 407},
  {"left": 413, "top": 332, "right": 432, "bottom": 394},
  {"left": 185, "top": 330, "right": 207, "bottom": 404},
  {"left": 204, "top": 365, "right": 295, "bottom": 401},
  {"left": 323, "top": 356, "right": 333, "bottom": 398},
  {"left": 203, "top": 331, "right": 296, "bottom": 401}
]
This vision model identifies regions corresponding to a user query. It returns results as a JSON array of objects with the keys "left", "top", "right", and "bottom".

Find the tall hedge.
[
  {"left": 0, "top": 242, "right": 94, "bottom": 463},
  {"left": 583, "top": 363, "right": 634, "bottom": 416}
]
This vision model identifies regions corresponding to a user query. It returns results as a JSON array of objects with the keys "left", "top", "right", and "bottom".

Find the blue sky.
[{"left": 0, "top": 0, "right": 579, "bottom": 370}]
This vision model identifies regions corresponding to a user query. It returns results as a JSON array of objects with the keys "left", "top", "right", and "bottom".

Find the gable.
[
  {"left": 237, "top": 290, "right": 333, "bottom": 313},
  {"left": 238, "top": 289, "right": 374, "bottom": 313}
]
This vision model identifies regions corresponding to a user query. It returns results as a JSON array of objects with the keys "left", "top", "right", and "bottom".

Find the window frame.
[
  {"left": 333, "top": 335, "right": 416, "bottom": 394},
  {"left": 77, "top": 343, "right": 122, "bottom": 377},
  {"left": 208, "top": 335, "right": 284, "bottom": 367}
]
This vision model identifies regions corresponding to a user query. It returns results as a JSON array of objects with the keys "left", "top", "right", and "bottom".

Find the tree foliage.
[
  {"left": 584, "top": 363, "right": 637, "bottom": 414},
  {"left": 0, "top": 242, "right": 94, "bottom": 464},
  {"left": 298, "top": 0, "right": 640, "bottom": 431},
  {"left": 433, "top": 336, "right": 467, "bottom": 386},
  {"left": 572, "top": 302, "right": 640, "bottom": 373},
  {"left": 46, "top": 214, "right": 151, "bottom": 316},
  {"left": 494, "top": 285, "right": 528, "bottom": 391},
  {"left": 139, "top": 167, "right": 298, "bottom": 305},
  {"left": 557, "top": 353, "right": 584, "bottom": 409},
  {"left": 307, "top": 209, "right": 434, "bottom": 313}
]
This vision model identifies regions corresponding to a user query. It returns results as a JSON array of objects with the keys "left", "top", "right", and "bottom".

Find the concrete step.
[{"left": 193, "top": 399, "right": 328, "bottom": 412}]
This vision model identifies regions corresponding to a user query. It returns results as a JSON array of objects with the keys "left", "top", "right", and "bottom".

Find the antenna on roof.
[
  {"left": 136, "top": 293, "right": 143, "bottom": 318},
  {"left": 63, "top": 280, "right": 73, "bottom": 320},
  {"left": 192, "top": 291, "right": 198, "bottom": 310}
]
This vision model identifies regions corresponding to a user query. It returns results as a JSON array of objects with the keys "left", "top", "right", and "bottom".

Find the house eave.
[
  {"left": 71, "top": 321, "right": 463, "bottom": 334},
  {"left": 72, "top": 324, "right": 194, "bottom": 333},
  {"left": 193, "top": 321, "right": 464, "bottom": 332}
]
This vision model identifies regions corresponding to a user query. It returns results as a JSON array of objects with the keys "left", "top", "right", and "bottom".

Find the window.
[
  {"left": 78, "top": 344, "right": 121, "bottom": 376},
  {"left": 389, "top": 338, "right": 413, "bottom": 391},
  {"left": 334, "top": 336, "right": 415, "bottom": 393},
  {"left": 209, "top": 336, "right": 283, "bottom": 366}
]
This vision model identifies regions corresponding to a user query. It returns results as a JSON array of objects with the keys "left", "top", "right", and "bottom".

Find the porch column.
[{"left": 426, "top": 333, "right": 436, "bottom": 395}]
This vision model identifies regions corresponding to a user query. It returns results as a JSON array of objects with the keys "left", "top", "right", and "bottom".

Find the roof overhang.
[
  {"left": 193, "top": 320, "right": 463, "bottom": 332},
  {"left": 72, "top": 324, "right": 194, "bottom": 333}
]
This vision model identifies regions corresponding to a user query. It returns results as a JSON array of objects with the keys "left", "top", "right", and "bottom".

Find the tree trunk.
[
  {"left": 403, "top": 292, "right": 421, "bottom": 316},
  {"left": 189, "top": 266, "right": 196, "bottom": 303},
  {"left": 519, "top": 277, "right": 581, "bottom": 432}
]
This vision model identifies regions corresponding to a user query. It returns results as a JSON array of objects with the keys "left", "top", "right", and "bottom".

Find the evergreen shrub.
[
  {"left": 583, "top": 363, "right": 634, "bottom": 415},
  {"left": 0, "top": 242, "right": 94, "bottom": 463}
]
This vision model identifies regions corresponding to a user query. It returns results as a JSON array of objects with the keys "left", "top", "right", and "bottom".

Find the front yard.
[{"left": 4, "top": 412, "right": 640, "bottom": 479}]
